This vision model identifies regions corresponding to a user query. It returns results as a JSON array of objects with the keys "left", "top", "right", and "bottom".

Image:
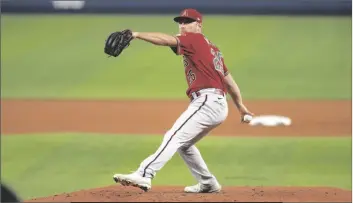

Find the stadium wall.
[{"left": 1, "top": 0, "right": 351, "bottom": 15}]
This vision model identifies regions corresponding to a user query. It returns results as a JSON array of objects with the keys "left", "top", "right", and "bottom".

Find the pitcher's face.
[{"left": 178, "top": 18, "right": 201, "bottom": 34}]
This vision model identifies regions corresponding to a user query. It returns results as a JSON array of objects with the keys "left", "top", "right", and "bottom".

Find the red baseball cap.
[{"left": 173, "top": 8, "right": 202, "bottom": 23}]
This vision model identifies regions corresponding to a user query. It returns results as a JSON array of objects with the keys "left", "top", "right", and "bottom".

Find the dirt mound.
[
  {"left": 1, "top": 99, "right": 351, "bottom": 136},
  {"left": 26, "top": 185, "right": 352, "bottom": 202}
]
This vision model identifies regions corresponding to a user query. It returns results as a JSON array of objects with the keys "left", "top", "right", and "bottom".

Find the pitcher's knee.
[
  {"left": 178, "top": 145, "right": 188, "bottom": 153},
  {"left": 177, "top": 144, "right": 193, "bottom": 155}
]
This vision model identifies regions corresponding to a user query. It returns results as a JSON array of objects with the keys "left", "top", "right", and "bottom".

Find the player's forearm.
[
  {"left": 227, "top": 84, "right": 244, "bottom": 110},
  {"left": 133, "top": 32, "right": 177, "bottom": 47},
  {"left": 224, "top": 74, "right": 244, "bottom": 110}
]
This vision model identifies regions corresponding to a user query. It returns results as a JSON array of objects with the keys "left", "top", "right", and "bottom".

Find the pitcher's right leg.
[
  {"left": 177, "top": 93, "right": 228, "bottom": 193},
  {"left": 178, "top": 145, "right": 221, "bottom": 193}
]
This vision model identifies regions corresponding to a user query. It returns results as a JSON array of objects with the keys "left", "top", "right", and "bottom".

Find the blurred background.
[
  {"left": 1, "top": 0, "right": 352, "bottom": 99},
  {"left": 1, "top": 0, "right": 352, "bottom": 201}
]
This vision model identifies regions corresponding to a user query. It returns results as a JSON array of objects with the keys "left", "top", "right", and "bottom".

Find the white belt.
[{"left": 190, "top": 88, "right": 225, "bottom": 101}]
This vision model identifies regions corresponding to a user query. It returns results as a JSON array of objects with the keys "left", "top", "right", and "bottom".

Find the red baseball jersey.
[{"left": 171, "top": 32, "right": 229, "bottom": 98}]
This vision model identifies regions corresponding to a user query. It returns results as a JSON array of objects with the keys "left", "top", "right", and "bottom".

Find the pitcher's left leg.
[{"left": 113, "top": 95, "right": 212, "bottom": 191}]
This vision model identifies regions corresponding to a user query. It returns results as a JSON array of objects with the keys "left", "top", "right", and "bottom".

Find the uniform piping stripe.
[{"left": 142, "top": 95, "right": 208, "bottom": 177}]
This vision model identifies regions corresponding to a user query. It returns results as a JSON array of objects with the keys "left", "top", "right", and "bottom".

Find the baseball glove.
[{"left": 104, "top": 29, "right": 134, "bottom": 57}]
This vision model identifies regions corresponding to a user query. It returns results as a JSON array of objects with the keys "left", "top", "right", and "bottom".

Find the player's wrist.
[{"left": 132, "top": 32, "right": 139, "bottom": 38}]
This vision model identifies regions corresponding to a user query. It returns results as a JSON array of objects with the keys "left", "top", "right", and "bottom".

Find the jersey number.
[
  {"left": 211, "top": 48, "right": 225, "bottom": 75},
  {"left": 187, "top": 69, "right": 196, "bottom": 85}
]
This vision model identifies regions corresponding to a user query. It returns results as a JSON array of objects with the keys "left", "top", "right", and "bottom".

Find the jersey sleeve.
[
  {"left": 174, "top": 33, "right": 198, "bottom": 56},
  {"left": 222, "top": 60, "right": 229, "bottom": 76}
]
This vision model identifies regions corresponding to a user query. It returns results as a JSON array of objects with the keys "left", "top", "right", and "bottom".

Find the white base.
[{"left": 249, "top": 115, "right": 292, "bottom": 127}]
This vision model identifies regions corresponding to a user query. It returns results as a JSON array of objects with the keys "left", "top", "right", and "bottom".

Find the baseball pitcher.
[{"left": 105, "top": 8, "right": 254, "bottom": 193}]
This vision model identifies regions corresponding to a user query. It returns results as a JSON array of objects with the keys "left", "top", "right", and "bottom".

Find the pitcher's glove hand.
[{"left": 104, "top": 29, "right": 133, "bottom": 57}]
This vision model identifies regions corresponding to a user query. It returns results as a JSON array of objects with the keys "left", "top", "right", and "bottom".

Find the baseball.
[{"left": 243, "top": 114, "right": 253, "bottom": 122}]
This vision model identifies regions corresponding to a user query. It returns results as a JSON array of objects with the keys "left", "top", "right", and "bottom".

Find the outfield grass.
[
  {"left": 1, "top": 15, "right": 351, "bottom": 100},
  {"left": 1, "top": 133, "right": 351, "bottom": 199}
]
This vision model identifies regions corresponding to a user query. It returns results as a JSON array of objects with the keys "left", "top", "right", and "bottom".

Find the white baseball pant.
[{"left": 135, "top": 89, "right": 228, "bottom": 185}]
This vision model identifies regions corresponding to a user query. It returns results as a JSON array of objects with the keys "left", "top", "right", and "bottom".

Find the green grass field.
[
  {"left": 1, "top": 15, "right": 351, "bottom": 99},
  {"left": 1, "top": 134, "right": 351, "bottom": 199}
]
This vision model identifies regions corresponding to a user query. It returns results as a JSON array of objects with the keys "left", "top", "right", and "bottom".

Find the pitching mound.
[{"left": 26, "top": 185, "right": 352, "bottom": 202}]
